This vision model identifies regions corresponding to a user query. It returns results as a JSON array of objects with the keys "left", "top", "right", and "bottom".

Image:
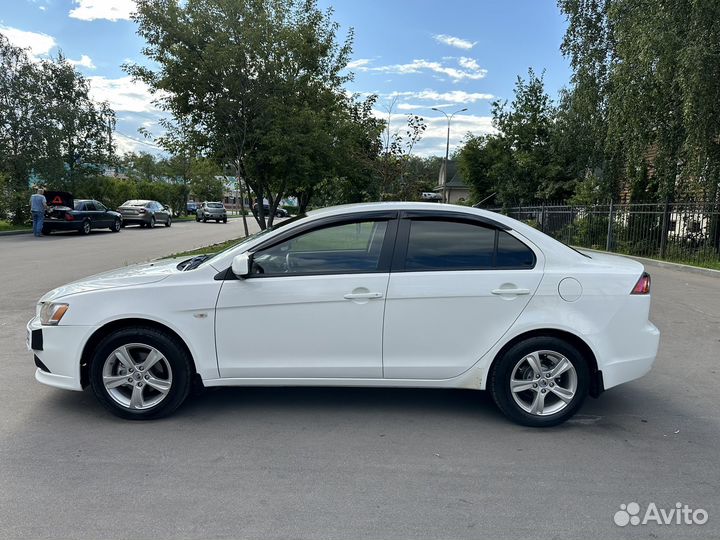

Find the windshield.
[{"left": 196, "top": 214, "right": 306, "bottom": 268}]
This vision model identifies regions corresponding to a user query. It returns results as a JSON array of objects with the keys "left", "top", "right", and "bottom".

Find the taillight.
[
  {"left": 65, "top": 213, "right": 75, "bottom": 221},
  {"left": 631, "top": 272, "right": 651, "bottom": 295}
]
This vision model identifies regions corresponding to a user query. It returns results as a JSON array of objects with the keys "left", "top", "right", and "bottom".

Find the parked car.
[
  {"left": 117, "top": 200, "right": 171, "bottom": 228},
  {"left": 27, "top": 202, "right": 659, "bottom": 426},
  {"left": 42, "top": 191, "right": 122, "bottom": 235},
  {"left": 196, "top": 201, "right": 228, "bottom": 223},
  {"left": 252, "top": 203, "right": 289, "bottom": 218},
  {"left": 186, "top": 202, "right": 200, "bottom": 215}
]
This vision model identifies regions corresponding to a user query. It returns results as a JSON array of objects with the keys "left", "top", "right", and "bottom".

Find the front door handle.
[
  {"left": 491, "top": 288, "right": 531, "bottom": 295},
  {"left": 344, "top": 292, "right": 383, "bottom": 300}
]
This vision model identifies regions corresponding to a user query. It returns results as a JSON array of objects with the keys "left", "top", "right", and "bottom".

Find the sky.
[{"left": 0, "top": 0, "right": 572, "bottom": 158}]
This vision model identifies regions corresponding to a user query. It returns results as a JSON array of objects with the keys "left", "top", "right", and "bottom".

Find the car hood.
[{"left": 40, "top": 258, "right": 183, "bottom": 302}]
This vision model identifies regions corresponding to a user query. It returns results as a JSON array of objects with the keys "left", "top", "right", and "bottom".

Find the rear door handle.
[
  {"left": 491, "top": 288, "right": 531, "bottom": 295},
  {"left": 344, "top": 292, "right": 383, "bottom": 300}
]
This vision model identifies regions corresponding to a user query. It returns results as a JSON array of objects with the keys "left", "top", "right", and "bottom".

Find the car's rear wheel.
[
  {"left": 165, "top": 216, "right": 172, "bottom": 227},
  {"left": 110, "top": 218, "right": 121, "bottom": 232},
  {"left": 89, "top": 327, "right": 192, "bottom": 420},
  {"left": 223, "top": 217, "right": 227, "bottom": 223},
  {"left": 490, "top": 337, "right": 589, "bottom": 427},
  {"left": 79, "top": 219, "right": 91, "bottom": 235}
]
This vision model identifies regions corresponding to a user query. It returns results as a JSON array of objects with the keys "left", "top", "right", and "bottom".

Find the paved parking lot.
[{"left": 0, "top": 224, "right": 718, "bottom": 539}]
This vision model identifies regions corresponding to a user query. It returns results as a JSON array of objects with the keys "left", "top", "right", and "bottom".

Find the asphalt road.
[{"left": 0, "top": 222, "right": 718, "bottom": 540}]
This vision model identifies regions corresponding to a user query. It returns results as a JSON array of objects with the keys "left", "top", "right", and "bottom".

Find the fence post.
[
  {"left": 659, "top": 199, "right": 671, "bottom": 258},
  {"left": 606, "top": 200, "right": 614, "bottom": 252},
  {"left": 540, "top": 202, "right": 546, "bottom": 232}
]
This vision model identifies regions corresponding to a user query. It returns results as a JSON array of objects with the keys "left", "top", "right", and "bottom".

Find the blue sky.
[{"left": 1, "top": 0, "right": 571, "bottom": 157}]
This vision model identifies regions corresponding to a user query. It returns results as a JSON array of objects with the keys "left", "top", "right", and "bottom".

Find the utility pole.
[{"left": 432, "top": 107, "right": 467, "bottom": 203}]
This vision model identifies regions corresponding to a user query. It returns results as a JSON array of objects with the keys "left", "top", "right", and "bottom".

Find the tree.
[
  {"left": 128, "top": 0, "right": 374, "bottom": 229},
  {"left": 188, "top": 158, "right": 224, "bottom": 202}
]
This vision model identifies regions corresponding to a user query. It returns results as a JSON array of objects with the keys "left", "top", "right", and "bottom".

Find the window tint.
[
  {"left": 403, "top": 219, "right": 535, "bottom": 271},
  {"left": 84, "top": 201, "right": 96, "bottom": 211},
  {"left": 496, "top": 231, "right": 535, "bottom": 268},
  {"left": 74, "top": 201, "right": 86, "bottom": 211},
  {"left": 95, "top": 201, "right": 106, "bottom": 211},
  {"left": 405, "top": 220, "right": 495, "bottom": 270},
  {"left": 253, "top": 220, "right": 388, "bottom": 275}
]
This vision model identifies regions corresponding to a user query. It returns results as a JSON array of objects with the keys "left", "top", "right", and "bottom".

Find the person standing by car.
[{"left": 30, "top": 187, "right": 47, "bottom": 237}]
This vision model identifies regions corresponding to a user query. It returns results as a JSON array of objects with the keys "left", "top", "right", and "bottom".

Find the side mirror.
[{"left": 231, "top": 253, "right": 252, "bottom": 278}]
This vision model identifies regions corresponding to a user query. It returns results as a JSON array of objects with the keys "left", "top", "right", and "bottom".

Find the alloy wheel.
[
  {"left": 101, "top": 343, "right": 173, "bottom": 410},
  {"left": 509, "top": 350, "right": 577, "bottom": 416}
]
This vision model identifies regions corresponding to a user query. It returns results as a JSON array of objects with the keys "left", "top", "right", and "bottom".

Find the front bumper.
[{"left": 26, "top": 317, "right": 94, "bottom": 391}]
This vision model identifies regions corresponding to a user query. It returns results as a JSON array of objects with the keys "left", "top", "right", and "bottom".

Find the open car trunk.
[{"left": 44, "top": 191, "right": 74, "bottom": 219}]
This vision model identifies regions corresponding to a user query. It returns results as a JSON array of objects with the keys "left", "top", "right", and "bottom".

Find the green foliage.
[
  {"left": 0, "top": 35, "right": 115, "bottom": 223},
  {"left": 188, "top": 158, "right": 223, "bottom": 202},
  {"left": 129, "top": 0, "right": 382, "bottom": 228}
]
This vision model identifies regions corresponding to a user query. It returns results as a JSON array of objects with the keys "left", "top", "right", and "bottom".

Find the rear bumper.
[
  {"left": 43, "top": 219, "right": 82, "bottom": 231},
  {"left": 27, "top": 317, "right": 94, "bottom": 391},
  {"left": 121, "top": 215, "right": 151, "bottom": 224},
  {"left": 597, "top": 321, "right": 660, "bottom": 389}
]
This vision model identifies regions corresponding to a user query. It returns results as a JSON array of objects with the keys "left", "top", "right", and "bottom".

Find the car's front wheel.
[
  {"left": 165, "top": 216, "right": 172, "bottom": 227},
  {"left": 490, "top": 337, "right": 589, "bottom": 427},
  {"left": 110, "top": 218, "right": 121, "bottom": 232},
  {"left": 89, "top": 327, "right": 192, "bottom": 420}
]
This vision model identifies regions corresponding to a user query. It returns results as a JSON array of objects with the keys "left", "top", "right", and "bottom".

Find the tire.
[
  {"left": 89, "top": 326, "right": 192, "bottom": 420},
  {"left": 120, "top": 222, "right": 126, "bottom": 228},
  {"left": 223, "top": 217, "right": 227, "bottom": 223},
  {"left": 79, "top": 220, "right": 91, "bottom": 235},
  {"left": 490, "top": 336, "right": 589, "bottom": 427},
  {"left": 202, "top": 216, "right": 207, "bottom": 223},
  {"left": 165, "top": 216, "right": 172, "bottom": 227},
  {"left": 149, "top": 216, "right": 156, "bottom": 228},
  {"left": 196, "top": 216, "right": 200, "bottom": 222},
  {"left": 215, "top": 219, "right": 220, "bottom": 223},
  {"left": 110, "top": 218, "right": 121, "bottom": 232}
]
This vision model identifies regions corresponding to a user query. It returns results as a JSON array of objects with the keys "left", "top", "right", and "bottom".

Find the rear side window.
[
  {"left": 403, "top": 219, "right": 535, "bottom": 271},
  {"left": 405, "top": 220, "right": 495, "bottom": 270}
]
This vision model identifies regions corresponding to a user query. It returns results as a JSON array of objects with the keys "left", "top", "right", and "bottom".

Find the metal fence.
[{"left": 488, "top": 202, "right": 720, "bottom": 267}]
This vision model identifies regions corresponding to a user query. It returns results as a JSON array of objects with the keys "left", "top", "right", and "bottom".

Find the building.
[{"left": 434, "top": 160, "right": 470, "bottom": 204}]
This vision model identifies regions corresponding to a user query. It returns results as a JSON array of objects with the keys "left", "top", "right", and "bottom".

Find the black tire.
[
  {"left": 215, "top": 219, "right": 220, "bottom": 223},
  {"left": 79, "top": 220, "right": 91, "bottom": 235},
  {"left": 89, "top": 326, "right": 192, "bottom": 420},
  {"left": 490, "top": 336, "right": 589, "bottom": 427},
  {"left": 149, "top": 216, "right": 156, "bottom": 228},
  {"left": 195, "top": 215, "right": 200, "bottom": 222},
  {"left": 110, "top": 218, "right": 121, "bottom": 232},
  {"left": 223, "top": 217, "right": 227, "bottom": 223},
  {"left": 120, "top": 222, "right": 126, "bottom": 228},
  {"left": 202, "top": 216, "right": 207, "bottom": 223},
  {"left": 165, "top": 216, "right": 172, "bottom": 227}
]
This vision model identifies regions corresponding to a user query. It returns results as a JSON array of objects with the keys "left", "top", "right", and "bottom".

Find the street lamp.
[{"left": 432, "top": 106, "right": 467, "bottom": 203}]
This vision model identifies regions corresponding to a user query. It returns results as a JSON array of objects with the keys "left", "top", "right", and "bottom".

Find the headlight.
[{"left": 39, "top": 302, "right": 69, "bottom": 325}]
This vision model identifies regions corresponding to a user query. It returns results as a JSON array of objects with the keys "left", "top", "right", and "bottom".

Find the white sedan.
[{"left": 27, "top": 202, "right": 660, "bottom": 426}]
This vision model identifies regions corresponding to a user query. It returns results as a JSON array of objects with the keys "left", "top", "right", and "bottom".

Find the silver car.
[{"left": 196, "top": 201, "right": 227, "bottom": 223}]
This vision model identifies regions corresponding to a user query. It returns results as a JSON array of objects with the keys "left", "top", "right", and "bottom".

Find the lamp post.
[{"left": 432, "top": 107, "right": 467, "bottom": 203}]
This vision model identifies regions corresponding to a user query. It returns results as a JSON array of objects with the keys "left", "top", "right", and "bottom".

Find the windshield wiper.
[{"left": 177, "top": 254, "right": 213, "bottom": 271}]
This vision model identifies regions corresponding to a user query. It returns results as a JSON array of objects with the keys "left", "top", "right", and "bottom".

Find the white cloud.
[
  {"left": 69, "top": 0, "right": 136, "bottom": 21},
  {"left": 369, "top": 58, "right": 487, "bottom": 82},
  {"left": 347, "top": 58, "right": 372, "bottom": 70},
  {"left": 0, "top": 25, "right": 56, "bottom": 58},
  {"left": 87, "top": 75, "right": 158, "bottom": 113},
  {"left": 433, "top": 34, "right": 477, "bottom": 50},
  {"left": 390, "top": 89, "right": 495, "bottom": 104},
  {"left": 68, "top": 54, "right": 96, "bottom": 69},
  {"left": 373, "top": 109, "right": 496, "bottom": 157}
]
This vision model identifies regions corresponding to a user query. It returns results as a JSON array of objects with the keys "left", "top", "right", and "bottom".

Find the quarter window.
[{"left": 253, "top": 220, "right": 389, "bottom": 275}]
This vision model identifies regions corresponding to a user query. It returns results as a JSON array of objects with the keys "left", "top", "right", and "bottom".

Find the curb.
[
  {"left": 578, "top": 247, "right": 720, "bottom": 278},
  {"left": 0, "top": 229, "right": 32, "bottom": 237}
]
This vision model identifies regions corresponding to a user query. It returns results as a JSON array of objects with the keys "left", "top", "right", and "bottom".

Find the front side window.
[
  {"left": 252, "top": 220, "right": 389, "bottom": 275},
  {"left": 95, "top": 201, "right": 106, "bottom": 211},
  {"left": 403, "top": 219, "right": 535, "bottom": 271}
]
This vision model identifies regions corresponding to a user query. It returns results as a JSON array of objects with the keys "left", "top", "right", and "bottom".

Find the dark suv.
[{"left": 117, "top": 200, "right": 172, "bottom": 228}]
